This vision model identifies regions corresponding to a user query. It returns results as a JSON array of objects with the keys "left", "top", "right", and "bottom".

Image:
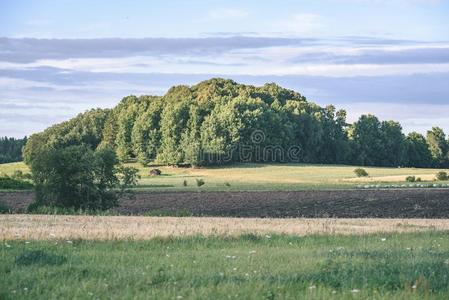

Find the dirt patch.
[{"left": 2, "top": 189, "right": 449, "bottom": 218}]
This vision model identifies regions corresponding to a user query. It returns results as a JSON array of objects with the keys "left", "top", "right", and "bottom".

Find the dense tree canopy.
[
  {"left": 0, "top": 136, "right": 27, "bottom": 163},
  {"left": 22, "top": 78, "right": 449, "bottom": 168}
]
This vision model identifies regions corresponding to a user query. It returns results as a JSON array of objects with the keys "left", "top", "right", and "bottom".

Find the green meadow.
[
  {"left": 1, "top": 161, "right": 447, "bottom": 191},
  {"left": 2, "top": 232, "right": 449, "bottom": 299}
]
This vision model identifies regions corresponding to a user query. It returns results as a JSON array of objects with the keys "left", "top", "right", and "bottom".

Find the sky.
[{"left": 1, "top": 0, "right": 449, "bottom": 137}]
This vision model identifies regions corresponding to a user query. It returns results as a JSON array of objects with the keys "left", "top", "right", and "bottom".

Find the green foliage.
[
  {"left": 0, "top": 136, "right": 27, "bottom": 163},
  {"left": 20, "top": 78, "right": 449, "bottom": 169},
  {"left": 427, "top": 127, "right": 449, "bottom": 167},
  {"left": 405, "top": 132, "right": 433, "bottom": 168},
  {"left": 23, "top": 109, "right": 110, "bottom": 164},
  {"left": 405, "top": 176, "right": 416, "bottom": 182},
  {"left": 354, "top": 168, "right": 369, "bottom": 177},
  {"left": 436, "top": 171, "right": 449, "bottom": 181},
  {"left": 183, "top": 180, "right": 188, "bottom": 187},
  {"left": 27, "top": 145, "right": 138, "bottom": 211},
  {"left": 196, "top": 178, "right": 205, "bottom": 187},
  {"left": 348, "top": 115, "right": 407, "bottom": 167},
  {"left": 0, "top": 174, "right": 33, "bottom": 190}
]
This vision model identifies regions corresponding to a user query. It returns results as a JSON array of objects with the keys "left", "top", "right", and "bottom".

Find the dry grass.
[{"left": 1, "top": 214, "right": 449, "bottom": 241}]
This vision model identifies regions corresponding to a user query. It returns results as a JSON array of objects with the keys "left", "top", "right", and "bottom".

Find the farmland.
[
  {"left": 1, "top": 161, "right": 448, "bottom": 192},
  {"left": 1, "top": 219, "right": 449, "bottom": 299}
]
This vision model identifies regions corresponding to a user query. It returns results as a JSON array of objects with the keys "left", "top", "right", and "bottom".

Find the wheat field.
[{"left": 1, "top": 215, "right": 449, "bottom": 240}]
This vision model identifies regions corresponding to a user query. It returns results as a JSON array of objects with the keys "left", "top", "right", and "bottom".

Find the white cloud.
[
  {"left": 2, "top": 42, "right": 448, "bottom": 77},
  {"left": 275, "top": 14, "right": 324, "bottom": 35},
  {"left": 343, "top": 102, "right": 449, "bottom": 134}
]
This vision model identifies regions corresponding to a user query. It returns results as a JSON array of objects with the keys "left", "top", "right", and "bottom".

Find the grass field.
[
  {"left": 2, "top": 228, "right": 449, "bottom": 299},
  {"left": 1, "top": 161, "right": 447, "bottom": 191},
  {"left": 3, "top": 215, "right": 449, "bottom": 240}
]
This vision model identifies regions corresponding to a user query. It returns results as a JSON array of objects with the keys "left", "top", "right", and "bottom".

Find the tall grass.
[{"left": 1, "top": 232, "right": 449, "bottom": 299}]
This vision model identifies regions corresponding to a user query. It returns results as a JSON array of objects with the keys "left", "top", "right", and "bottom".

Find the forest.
[
  {"left": 21, "top": 78, "right": 449, "bottom": 168},
  {"left": 0, "top": 137, "right": 27, "bottom": 164}
]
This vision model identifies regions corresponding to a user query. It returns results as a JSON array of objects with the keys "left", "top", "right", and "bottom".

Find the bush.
[
  {"left": 354, "top": 168, "right": 369, "bottom": 177},
  {"left": 196, "top": 178, "right": 205, "bottom": 187},
  {"left": 0, "top": 175, "right": 33, "bottom": 190},
  {"left": 225, "top": 182, "right": 231, "bottom": 187},
  {"left": 436, "top": 171, "right": 449, "bottom": 181},
  {"left": 27, "top": 145, "right": 139, "bottom": 211},
  {"left": 183, "top": 180, "right": 188, "bottom": 187},
  {"left": 416, "top": 177, "right": 422, "bottom": 182},
  {"left": 149, "top": 169, "right": 162, "bottom": 176},
  {"left": 405, "top": 176, "right": 416, "bottom": 182}
]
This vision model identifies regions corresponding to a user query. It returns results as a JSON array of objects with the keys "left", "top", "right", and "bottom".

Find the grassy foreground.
[
  {"left": 1, "top": 231, "right": 449, "bottom": 299},
  {"left": 1, "top": 161, "right": 447, "bottom": 191}
]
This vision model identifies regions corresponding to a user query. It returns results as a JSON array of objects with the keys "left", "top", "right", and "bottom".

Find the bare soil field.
[
  {"left": 2, "top": 214, "right": 449, "bottom": 240},
  {"left": 2, "top": 188, "right": 449, "bottom": 218}
]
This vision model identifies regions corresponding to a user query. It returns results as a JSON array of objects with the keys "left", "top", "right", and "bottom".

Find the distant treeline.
[
  {"left": 0, "top": 136, "right": 27, "bottom": 164},
  {"left": 23, "top": 78, "right": 449, "bottom": 168}
]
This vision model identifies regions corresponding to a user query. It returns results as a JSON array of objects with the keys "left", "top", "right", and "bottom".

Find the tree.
[
  {"left": 379, "top": 121, "right": 406, "bottom": 167},
  {"left": 20, "top": 78, "right": 443, "bottom": 169},
  {"left": 348, "top": 115, "right": 384, "bottom": 166},
  {"left": 0, "top": 136, "right": 27, "bottom": 163},
  {"left": 405, "top": 132, "right": 432, "bottom": 168},
  {"left": 28, "top": 145, "right": 138, "bottom": 211},
  {"left": 427, "top": 127, "right": 448, "bottom": 167}
]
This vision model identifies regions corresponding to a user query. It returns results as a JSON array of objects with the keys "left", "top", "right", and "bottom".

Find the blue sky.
[{"left": 1, "top": 0, "right": 449, "bottom": 137}]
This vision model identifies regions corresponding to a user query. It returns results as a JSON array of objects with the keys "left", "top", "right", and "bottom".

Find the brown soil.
[{"left": 1, "top": 189, "right": 449, "bottom": 218}]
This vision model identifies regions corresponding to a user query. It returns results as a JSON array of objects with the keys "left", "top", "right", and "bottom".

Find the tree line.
[
  {"left": 22, "top": 78, "right": 449, "bottom": 168},
  {"left": 0, "top": 136, "right": 27, "bottom": 164}
]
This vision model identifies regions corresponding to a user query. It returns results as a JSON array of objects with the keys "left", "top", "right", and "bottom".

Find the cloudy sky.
[{"left": 1, "top": 0, "right": 448, "bottom": 137}]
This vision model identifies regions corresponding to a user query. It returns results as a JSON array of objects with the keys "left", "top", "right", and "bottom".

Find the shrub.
[
  {"left": 27, "top": 145, "right": 139, "bottom": 211},
  {"left": 183, "top": 180, "right": 188, "bottom": 187},
  {"left": 196, "top": 178, "right": 205, "bottom": 187},
  {"left": 416, "top": 177, "right": 422, "bottom": 182},
  {"left": 406, "top": 176, "right": 416, "bottom": 182},
  {"left": 436, "top": 171, "right": 449, "bottom": 181},
  {"left": 354, "top": 168, "right": 369, "bottom": 177},
  {"left": 0, "top": 175, "right": 33, "bottom": 190},
  {"left": 149, "top": 169, "right": 162, "bottom": 176},
  {"left": 225, "top": 182, "right": 231, "bottom": 187}
]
